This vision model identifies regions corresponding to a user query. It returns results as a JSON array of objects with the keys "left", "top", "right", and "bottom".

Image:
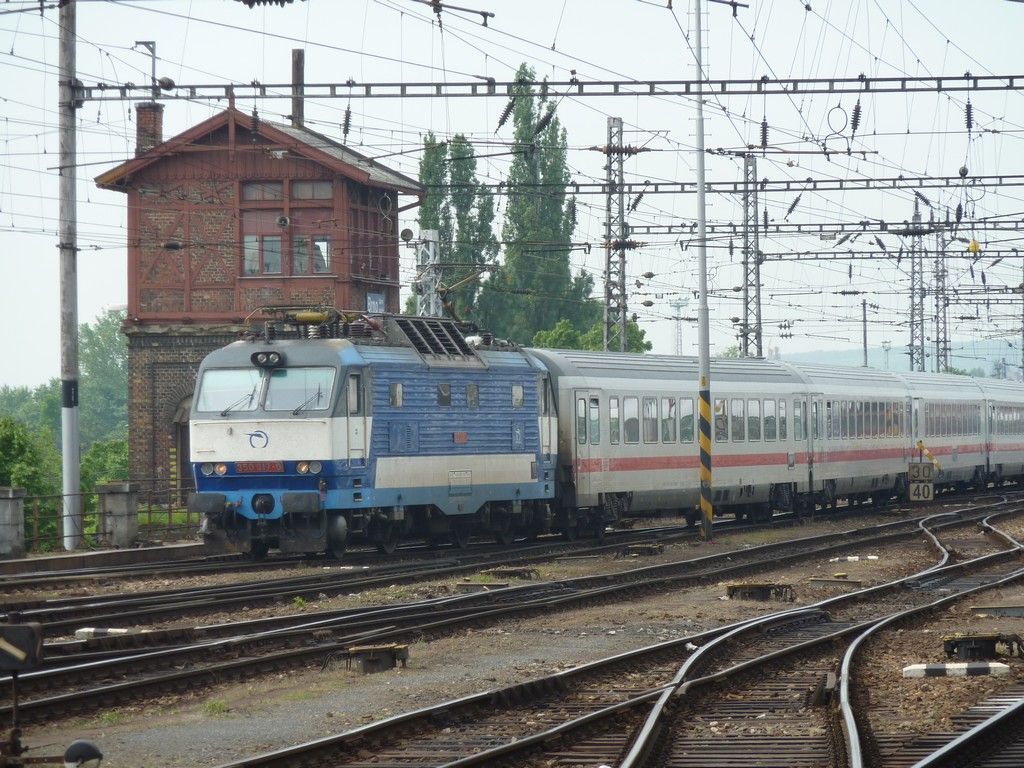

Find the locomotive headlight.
[
  {"left": 297, "top": 461, "right": 310, "bottom": 475},
  {"left": 201, "top": 463, "right": 215, "bottom": 476},
  {"left": 215, "top": 463, "right": 228, "bottom": 476},
  {"left": 267, "top": 352, "right": 281, "bottom": 365},
  {"left": 308, "top": 460, "right": 322, "bottom": 474},
  {"left": 256, "top": 352, "right": 268, "bottom": 365}
]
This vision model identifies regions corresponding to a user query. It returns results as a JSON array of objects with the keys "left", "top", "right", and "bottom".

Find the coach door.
[
  {"left": 806, "top": 393, "right": 823, "bottom": 494},
  {"left": 346, "top": 372, "right": 367, "bottom": 466},
  {"left": 573, "top": 391, "right": 600, "bottom": 503}
]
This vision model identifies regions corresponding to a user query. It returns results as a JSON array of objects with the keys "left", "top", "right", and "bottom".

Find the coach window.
[
  {"left": 854, "top": 402, "right": 863, "bottom": 438},
  {"left": 747, "top": 399, "right": 761, "bottom": 441},
  {"left": 731, "top": 399, "right": 746, "bottom": 442},
  {"left": 779, "top": 400, "right": 788, "bottom": 440},
  {"left": 826, "top": 401, "right": 834, "bottom": 440},
  {"left": 576, "top": 398, "right": 587, "bottom": 444},
  {"left": 662, "top": 397, "right": 677, "bottom": 442},
  {"left": 794, "top": 400, "right": 804, "bottom": 441},
  {"left": 837, "top": 401, "right": 846, "bottom": 439},
  {"left": 812, "top": 401, "right": 821, "bottom": 440},
  {"left": 347, "top": 373, "right": 363, "bottom": 415},
  {"left": 624, "top": 397, "right": 640, "bottom": 443},
  {"left": 467, "top": 383, "right": 480, "bottom": 409},
  {"left": 679, "top": 399, "right": 696, "bottom": 442},
  {"left": 714, "top": 399, "right": 728, "bottom": 442},
  {"left": 643, "top": 397, "right": 659, "bottom": 443},
  {"left": 589, "top": 397, "right": 601, "bottom": 444},
  {"left": 609, "top": 396, "right": 621, "bottom": 444},
  {"left": 679, "top": 398, "right": 695, "bottom": 442},
  {"left": 437, "top": 383, "right": 451, "bottom": 407},
  {"left": 764, "top": 399, "right": 777, "bottom": 441},
  {"left": 389, "top": 382, "right": 403, "bottom": 407}
]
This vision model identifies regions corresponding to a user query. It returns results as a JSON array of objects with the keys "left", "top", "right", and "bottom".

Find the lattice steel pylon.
[
  {"left": 603, "top": 117, "right": 628, "bottom": 352},
  {"left": 415, "top": 229, "right": 443, "bottom": 318},
  {"left": 933, "top": 224, "right": 950, "bottom": 372},
  {"left": 740, "top": 154, "right": 763, "bottom": 357},
  {"left": 908, "top": 203, "right": 927, "bottom": 372},
  {"left": 670, "top": 299, "right": 689, "bottom": 356}
]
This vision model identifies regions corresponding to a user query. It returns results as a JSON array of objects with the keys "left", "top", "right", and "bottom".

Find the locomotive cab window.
[
  {"left": 539, "top": 379, "right": 550, "bottom": 415},
  {"left": 437, "top": 383, "right": 451, "bottom": 407},
  {"left": 196, "top": 368, "right": 262, "bottom": 413},
  {"left": 467, "top": 383, "right": 480, "bottom": 409},
  {"left": 266, "top": 367, "right": 336, "bottom": 412},
  {"left": 512, "top": 384, "right": 524, "bottom": 408}
]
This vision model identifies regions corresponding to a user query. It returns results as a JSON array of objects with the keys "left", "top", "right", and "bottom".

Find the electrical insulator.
[
  {"left": 848, "top": 264, "right": 853, "bottom": 280},
  {"left": 641, "top": 300, "right": 654, "bottom": 307},
  {"left": 851, "top": 99, "right": 862, "bottom": 135},
  {"left": 956, "top": 203, "right": 964, "bottom": 223},
  {"left": 630, "top": 192, "right": 645, "bottom": 212},
  {"left": 968, "top": 239, "right": 981, "bottom": 254},
  {"left": 785, "top": 194, "right": 801, "bottom": 219},
  {"left": 342, "top": 106, "right": 352, "bottom": 139},
  {"left": 496, "top": 99, "right": 515, "bottom": 131},
  {"left": 728, "top": 240, "right": 734, "bottom": 256},
  {"left": 567, "top": 199, "right": 577, "bottom": 227},
  {"left": 965, "top": 100, "right": 974, "bottom": 133},
  {"left": 763, "top": 209, "right": 769, "bottom": 230},
  {"left": 534, "top": 108, "right": 554, "bottom": 136},
  {"left": 642, "top": 271, "right": 655, "bottom": 279},
  {"left": 760, "top": 117, "right": 769, "bottom": 149}
]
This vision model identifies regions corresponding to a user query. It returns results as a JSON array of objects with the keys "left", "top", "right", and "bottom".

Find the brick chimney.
[{"left": 135, "top": 102, "right": 164, "bottom": 156}]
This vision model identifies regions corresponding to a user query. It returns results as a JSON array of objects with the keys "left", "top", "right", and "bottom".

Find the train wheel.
[
  {"left": 591, "top": 517, "right": 607, "bottom": 543},
  {"left": 493, "top": 527, "right": 515, "bottom": 547},
  {"left": 376, "top": 525, "right": 399, "bottom": 555},
  {"left": 561, "top": 523, "right": 578, "bottom": 542},
  {"left": 451, "top": 524, "right": 471, "bottom": 549},
  {"left": 328, "top": 538, "right": 346, "bottom": 560}
]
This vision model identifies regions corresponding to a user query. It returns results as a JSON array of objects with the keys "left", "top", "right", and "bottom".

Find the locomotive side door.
[{"left": 346, "top": 371, "right": 367, "bottom": 466}]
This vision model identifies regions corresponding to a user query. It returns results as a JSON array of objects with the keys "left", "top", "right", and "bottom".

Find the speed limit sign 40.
[{"left": 909, "top": 481, "right": 934, "bottom": 501}]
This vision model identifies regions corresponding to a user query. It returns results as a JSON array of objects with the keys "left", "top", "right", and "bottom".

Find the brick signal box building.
[{"left": 97, "top": 104, "right": 422, "bottom": 492}]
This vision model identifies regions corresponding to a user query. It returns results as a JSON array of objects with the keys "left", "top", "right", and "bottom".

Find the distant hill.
[{"left": 778, "top": 340, "right": 1016, "bottom": 379}]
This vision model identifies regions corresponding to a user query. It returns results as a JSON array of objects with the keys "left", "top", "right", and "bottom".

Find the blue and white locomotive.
[{"left": 189, "top": 311, "right": 560, "bottom": 557}]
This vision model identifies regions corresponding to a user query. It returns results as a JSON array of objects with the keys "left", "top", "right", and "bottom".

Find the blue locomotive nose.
[{"left": 252, "top": 494, "right": 275, "bottom": 515}]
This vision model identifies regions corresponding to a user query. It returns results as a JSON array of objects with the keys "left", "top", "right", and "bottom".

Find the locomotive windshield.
[
  {"left": 265, "top": 367, "right": 336, "bottom": 412},
  {"left": 194, "top": 366, "right": 337, "bottom": 413},
  {"left": 195, "top": 369, "right": 261, "bottom": 413}
]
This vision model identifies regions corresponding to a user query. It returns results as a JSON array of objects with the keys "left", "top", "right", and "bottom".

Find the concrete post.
[
  {"left": 98, "top": 483, "right": 138, "bottom": 548},
  {"left": 0, "top": 488, "right": 26, "bottom": 559}
]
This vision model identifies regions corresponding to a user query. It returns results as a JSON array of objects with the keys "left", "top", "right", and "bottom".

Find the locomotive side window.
[
  {"left": 679, "top": 398, "right": 694, "bottom": 442},
  {"left": 778, "top": 400, "right": 787, "bottom": 440},
  {"left": 764, "top": 399, "right": 777, "bottom": 441},
  {"left": 731, "top": 399, "right": 745, "bottom": 442},
  {"left": 576, "top": 398, "right": 587, "bottom": 445},
  {"left": 467, "top": 383, "right": 480, "bottom": 409},
  {"left": 609, "top": 396, "right": 621, "bottom": 444},
  {"left": 437, "top": 383, "right": 451, "bottom": 407},
  {"left": 642, "top": 397, "right": 658, "bottom": 443},
  {"left": 661, "top": 398, "right": 677, "bottom": 442},
  {"left": 747, "top": 399, "right": 761, "bottom": 441},
  {"left": 389, "top": 382, "right": 403, "bottom": 407},
  {"left": 589, "top": 398, "right": 601, "bottom": 445},
  {"left": 348, "top": 373, "right": 363, "bottom": 415},
  {"left": 512, "top": 384, "right": 524, "bottom": 408},
  {"left": 714, "top": 399, "right": 728, "bottom": 442},
  {"left": 793, "top": 400, "right": 804, "bottom": 441},
  {"left": 624, "top": 397, "right": 640, "bottom": 443}
]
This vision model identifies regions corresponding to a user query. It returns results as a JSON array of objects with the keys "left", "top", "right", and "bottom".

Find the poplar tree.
[{"left": 476, "top": 63, "right": 599, "bottom": 343}]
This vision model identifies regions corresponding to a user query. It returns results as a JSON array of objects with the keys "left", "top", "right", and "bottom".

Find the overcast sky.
[{"left": 1, "top": 0, "right": 1022, "bottom": 387}]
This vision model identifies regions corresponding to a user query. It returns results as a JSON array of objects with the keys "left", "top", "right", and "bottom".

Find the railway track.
[
  {"left": 0, "top": 502, "right": 981, "bottom": 726},
  {"left": 196, "top": 508, "right": 1024, "bottom": 768}
]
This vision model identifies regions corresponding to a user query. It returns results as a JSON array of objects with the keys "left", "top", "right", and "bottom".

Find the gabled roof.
[{"left": 95, "top": 107, "right": 423, "bottom": 195}]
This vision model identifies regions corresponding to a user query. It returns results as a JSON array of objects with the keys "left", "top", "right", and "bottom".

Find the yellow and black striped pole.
[{"left": 698, "top": 375, "right": 714, "bottom": 540}]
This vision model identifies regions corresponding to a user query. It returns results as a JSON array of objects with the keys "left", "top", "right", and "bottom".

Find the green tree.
[
  {"left": 415, "top": 133, "right": 498, "bottom": 320},
  {"left": 0, "top": 417, "right": 58, "bottom": 496},
  {"left": 477, "top": 63, "right": 599, "bottom": 342},
  {"left": 80, "top": 438, "right": 129, "bottom": 494},
  {"left": 719, "top": 344, "right": 742, "bottom": 358},
  {"left": 533, "top": 318, "right": 652, "bottom": 352},
  {"left": 78, "top": 309, "right": 128, "bottom": 444}
]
